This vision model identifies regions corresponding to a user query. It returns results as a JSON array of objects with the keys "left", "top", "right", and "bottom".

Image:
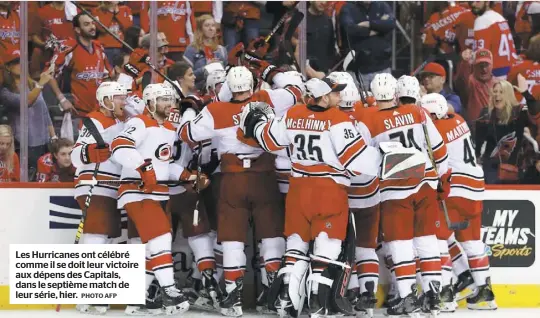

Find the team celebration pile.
[{"left": 2, "top": 1, "right": 540, "bottom": 318}]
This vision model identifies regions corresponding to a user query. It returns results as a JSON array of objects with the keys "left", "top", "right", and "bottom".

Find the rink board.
[{"left": 0, "top": 183, "right": 539, "bottom": 309}]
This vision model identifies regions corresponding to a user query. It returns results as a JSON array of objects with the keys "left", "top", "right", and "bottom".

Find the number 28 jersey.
[
  {"left": 433, "top": 114, "right": 484, "bottom": 201},
  {"left": 254, "top": 104, "right": 382, "bottom": 187}
]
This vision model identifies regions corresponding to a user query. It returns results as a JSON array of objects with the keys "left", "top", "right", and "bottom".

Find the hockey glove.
[
  {"left": 228, "top": 42, "right": 245, "bottom": 67},
  {"left": 242, "top": 52, "right": 281, "bottom": 84},
  {"left": 246, "top": 36, "right": 270, "bottom": 58},
  {"left": 136, "top": 159, "right": 158, "bottom": 194},
  {"left": 179, "top": 95, "right": 204, "bottom": 115},
  {"left": 437, "top": 168, "right": 452, "bottom": 200},
  {"left": 81, "top": 143, "right": 111, "bottom": 164},
  {"left": 239, "top": 102, "right": 275, "bottom": 138}
]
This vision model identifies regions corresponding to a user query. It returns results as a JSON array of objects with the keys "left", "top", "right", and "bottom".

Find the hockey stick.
[
  {"left": 279, "top": 10, "right": 304, "bottom": 71},
  {"left": 192, "top": 143, "right": 203, "bottom": 226},
  {"left": 420, "top": 112, "right": 469, "bottom": 231},
  {"left": 264, "top": 1, "right": 300, "bottom": 43},
  {"left": 344, "top": 32, "right": 369, "bottom": 106},
  {"left": 77, "top": 179, "right": 191, "bottom": 186},
  {"left": 56, "top": 118, "right": 106, "bottom": 312},
  {"left": 71, "top": 1, "right": 185, "bottom": 99}
]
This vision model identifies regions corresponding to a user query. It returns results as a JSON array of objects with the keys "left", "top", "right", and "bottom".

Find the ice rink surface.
[{"left": 1, "top": 308, "right": 540, "bottom": 318}]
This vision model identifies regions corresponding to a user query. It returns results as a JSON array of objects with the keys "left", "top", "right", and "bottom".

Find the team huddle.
[{"left": 71, "top": 57, "right": 496, "bottom": 318}]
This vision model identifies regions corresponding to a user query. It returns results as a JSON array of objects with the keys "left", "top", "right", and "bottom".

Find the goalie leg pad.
[{"left": 379, "top": 142, "right": 427, "bottom": 180}]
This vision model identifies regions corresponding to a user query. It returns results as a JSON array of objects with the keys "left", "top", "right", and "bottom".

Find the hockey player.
[
  {"left": 353, "top": 73, "right": 450, "bottom": 317},
  {"left": 178, "top": 65, "right": 302, "bottom": 317},
  {"left": 397, "top": 75, "right": 421, "bottom": 105},
  {"left": 420, "top": 93, "right": 497, "bottom": 311},
  {"left": 110, "top": 83, "right": 192, "bottom": 315},
  {"left": 71, "top": 81, "right": 128, "bottom": 315},
  {"left": 332, "top": 74, "right": 380, "bottom": 317},
  {"left": 240, "top": 77, "right": 426, "bottom": 318}
]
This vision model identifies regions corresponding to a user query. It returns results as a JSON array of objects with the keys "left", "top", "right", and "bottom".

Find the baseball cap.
[
  {"left": 474, "top": 49, "right": 493, "bottom": 65},
  {"left": 421, "top": 62, "right": 446, "bottom": 77},
  {"left": 306, "top": 77, "right": 347, "bottom": 98}
]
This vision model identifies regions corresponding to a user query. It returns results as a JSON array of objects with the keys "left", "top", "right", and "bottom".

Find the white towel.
[{"left": 64, "top": 1, "right": 78, "bottom": 21}]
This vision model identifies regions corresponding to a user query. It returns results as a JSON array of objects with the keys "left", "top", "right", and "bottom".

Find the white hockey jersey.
[
  {"left": 71, "top": 111, "right": 125, "bottom": 199},
  {"left": 111, "top": 114, "right": 177, "bottom": 208}
]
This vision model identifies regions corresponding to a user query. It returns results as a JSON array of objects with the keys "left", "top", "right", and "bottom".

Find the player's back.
[
  {"left": 474, "top": 10, "right": 517, "bottom": 78},
  {"left": 355, "top": 103, "right": 447, "bottom": 201},
  {"left": 285, "top": 104, "right": 362, "bottom": 187},
  {"left": 433, "top": 113, "right": 484, "bottom": 200},
  {"left": 423, "top": 5, "right": 468, "bottom": 53}
]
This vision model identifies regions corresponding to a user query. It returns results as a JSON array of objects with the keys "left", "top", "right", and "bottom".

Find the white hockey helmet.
[
  {"left": 96, "top": 81, "right": 128, "bottom": 111},
  {"left": 162, "top": 80, "right": 182, "bottom": 101},
  {"left": 206, "top": 69, "right": 227, "bottom": 93},
  {"left": 143, "top": 83, "right": 174, "bottom": 114},
  {"left": 370, "top": 73, "right": 397, "bottom": 101},
  {"left": 327, "top": 72, "right": 355, "bottom": 86},
  {"left": 421, "top": 93, "right": 448, "bottom": 119},
  {"left": 397, "top": 75, "right": 420, "bottom": 100},
  {"left": 339, "top": 83, "right": 360, "bottom": 108},
  {"left": 226, "top": 66, "right": 254, "bottom": 93}
]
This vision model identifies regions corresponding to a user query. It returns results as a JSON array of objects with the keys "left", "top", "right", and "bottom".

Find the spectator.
[
  {"left": 464, "top": 1, "right": 517, "bottom": 79},
  {"left": 306, "top": 1, "right": 336, "bottom": 74},
  {"left": 112, "top": 53, "right": 132, "bottom": 89},
  {"left": 515, "top": 1, "right": 532, "bottom": 51},
  {"left": 0, "top": 53, "right": 57, "bottom": 179},
  {"left": 168, "top": 61, "right": 196, "bottom": 95},
  {"left": 458, "top": 48, "right": 498, "bottom": 125},
  {"left": 122, "top": 25, "right": 145, "bottom": 54},
  {"left": 31, "top": 1, "right": 76, "bottom": 78},
  {"left": 140, "top": 1, "right": 196, "bottom": 61},
  {"left": 421, "top": 2, "right": 470, "bottom": 55},
  {"left": 49, "top": 13, "right": 113, "bottom": 115},
  {"left": 420, "top": 62, "right": 463, "bottom": 113},
  {"left": 36, "top": 138, "right": 75, "bottom": 182},
  {"left": 340, "top": 1, "right": 395, "bottom": 88},
  {"left": 527, "top": 2, "right": 540, "bottom": 37},
  {"left": 183, "top": 14, "right": 227, "bottom": 91},
  {"left": 475, "top": 80, "right": 539, "bottom": 184},
  {"left": 0, "top": 2, "right": 20, "bottom": 62},
  {"left": 0, "top": 124, "right": 19, "bottom": 182},
  {"left": 222, "top": 1, "right": 265, "bottom": 52},
  {"left": 127, "top": 32, "right": 174, "bottom": 95},
  {"left": 91, "top": 1, "right": 133, "bottom": 63},
  {"left": 125, "top": 1, "right": 143, "bottom": 26},
  {"left": 508, "top": 33, "right": 540, "bottom": 104}
]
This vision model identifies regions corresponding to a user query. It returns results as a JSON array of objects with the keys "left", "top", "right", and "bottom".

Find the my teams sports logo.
[{"left": 481, "top": 200, "right": 535, "bottom": 267}]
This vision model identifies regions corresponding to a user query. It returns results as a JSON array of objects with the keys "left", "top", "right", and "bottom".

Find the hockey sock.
[
  {"left": 356, "top": 247, "right": 379, "bottom": 293},
  {"left": 447, "top": 234, "right": 469, "bottom": 276},
  {"left": 414, "top": 235, "right": 442, "bottom": 293},
  {"left": 210, "top": 230, "right": 224, "bottom": 281},
  {"left": 222, "top": 241, "right": 246, "bottom": 293},
  {"left": 438, "top": 239, "right": 453, "bottom": 286},
  {"left": 387, "top": 239, "right": 416, "bottom": 298},
  {"left": 261, "top": 237, "right": 286, "bottom": 279},
  {"left": 461, "top": 240, "right": 490, "bottom": 286},
  {"left": 80, "top": 233, "right": 108, "bottom": 244},
  {"left": 188, "top": 233, "right": 216, "bottom": 272},
  {"left": 146, "top": 233, "right": 175, "bottom": 288}
]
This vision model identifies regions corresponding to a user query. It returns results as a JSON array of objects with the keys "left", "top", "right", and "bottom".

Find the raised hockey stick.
[
  {"left": 344, "top": 32, "right": 368, "bottom": 106},
  {"left": 56, "top": 118, "right": 106, "bottom": 312},
  {"left": 77, "top": 179, "right": 191, "bottom": 186},
  {"left": 70, "top": 1, "right": 185, "bottom": 100},
  {"left": 420, "top": 113, "right": 469, "bottom": 231},
  {"left": 264, "top": 1, "right": 300, "bottom": 43}
]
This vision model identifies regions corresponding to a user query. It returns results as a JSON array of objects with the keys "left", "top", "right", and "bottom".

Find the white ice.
[{"left": 1, "top": 308, "right": 540, "bottom": 318}]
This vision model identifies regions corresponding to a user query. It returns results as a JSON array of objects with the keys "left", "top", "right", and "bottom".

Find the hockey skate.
[
  {"left": 385, "top": 286, "right": 421, "bottom": 318},
  {"left": 125, "top": 287, "right": 163, "bottom": 316},
  {"left": 420, "top": 281, "right": 441, "bottom": 317},
  {"left": 220, "top": 278, "right": 244, "bottom": 317},
  {"left": 345, "top": 288, "right": 359, "bottom": 308},
  {"left": 161, "top": 285, "right": 190, "bottom": 315},
  {"left": 202, "top": 269, "right": 223, "bottom": 310},
  {"left": 454, "top": 270, "right": 476, "bottom": 301},
  {"left": 354, "top": 282, "right": 377, "bottom": 318},
  {"left": 75, "top": 304, "right": 109, "bottom": 315},
  {"left": 183, "top": 278, "right": 215, "bottom": 311},
  {"left": 308, "top": 292, "right": 343, "bottom": 318},
  {"left": 466, "top": 278, "right": 497, "bottom": 310},
  {"left": 382, "top": 284, "right": 400, "bottom": 308},
  {"left": 439, "top": 284, "right": 457, "bottom": 312},
  {"left": 256, "top": 285, "right": 276, "bottom": 314}
]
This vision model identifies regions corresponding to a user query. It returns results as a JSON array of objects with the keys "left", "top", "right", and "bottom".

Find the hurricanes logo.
[{"left": 155, "top": 143, "right": 172, "bottom": 161}]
